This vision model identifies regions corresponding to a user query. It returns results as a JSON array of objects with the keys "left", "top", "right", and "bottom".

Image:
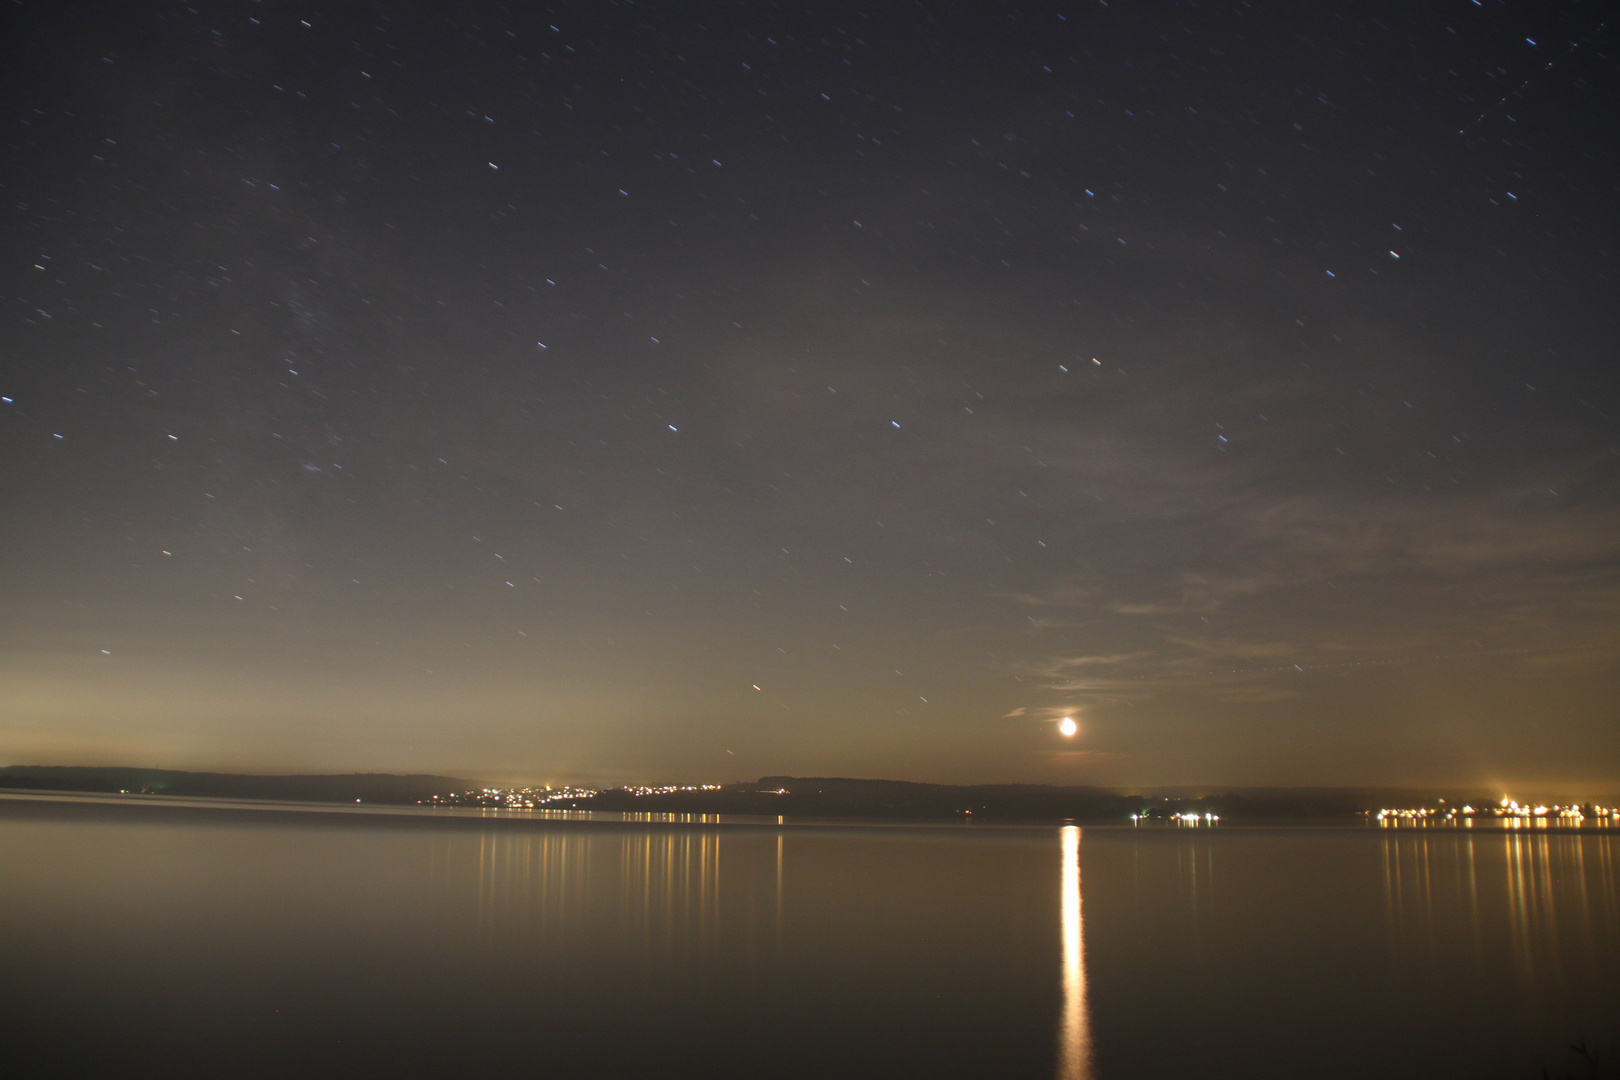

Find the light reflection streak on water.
[
  {"left": 1379, "top": 831, "right": 1619, "bottom": 991},
  {"left": 470, "top": 829, "right": 595, "bottom": 936},
  {"left": 1057, "top": 825, "right": 1093, "bottom": 1080},
  {"left": 1506, "top": 832, "right": 1552, "bottom": 983},
  {"left": 615, "top": 832, "right": 725, "bottom": 949},
  {"left": 463, "top": 830, "right": 737, "bottom": 951}
]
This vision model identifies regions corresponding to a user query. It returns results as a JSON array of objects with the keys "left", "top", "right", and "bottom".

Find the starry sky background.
[{"left": 2, "top": 0, "right": 1617, "bottom": 791}]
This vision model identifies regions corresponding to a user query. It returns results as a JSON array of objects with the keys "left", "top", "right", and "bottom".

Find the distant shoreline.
[
  {"left": 0, "top": 765, "right": 469, "bottom": 805},
  {"left": 3, "top": 789, "right": 1617, "bottom": 836},
  {"left": 2, "top": 766, "right": 1616, "bottom": 828}
]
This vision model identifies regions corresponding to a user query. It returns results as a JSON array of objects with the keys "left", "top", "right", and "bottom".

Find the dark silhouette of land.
[
  {"left": 5, "top": 767, "right": 1611, "bottom": 824},
  {"left": 574, "top": 779, "right": 1617, "bottom": 822},
  {"left": 0, "top": 766, "right": 469, "bottom": 805},
  {"left": 581, "top": 776, "right": 1379, "bottom": 822}
]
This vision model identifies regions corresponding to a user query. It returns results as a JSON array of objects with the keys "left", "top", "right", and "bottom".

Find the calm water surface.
[{"left": 0, "top": 798, "right": 1615, "bottom": 1078}]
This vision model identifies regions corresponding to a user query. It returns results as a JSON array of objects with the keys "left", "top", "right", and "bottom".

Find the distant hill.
[
  {"left": 6, "top": 768, "right": 1594, "bottom": 823},
  {"left": 580, "top": 776, "right": 1378, "bottom": 822},
  {"left": 0, "top": 766, "right": 470, "bottom": 805}
]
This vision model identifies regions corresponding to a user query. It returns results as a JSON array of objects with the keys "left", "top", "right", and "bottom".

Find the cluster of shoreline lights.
[
  {"left": 1375, "top": 798, "right": 1615, "bottom": 825},
  {"left": 420, "top": 785, "right": 598, "bottom": 809},
  {"left": 622, "top": 784, "right": 724, "bottom": 796},
  {"left": 421, "top": 784, "right": 723, "bottom": 809},
  {"left": 1130, "top": 811, "right": 1221, "bottom": 826}
]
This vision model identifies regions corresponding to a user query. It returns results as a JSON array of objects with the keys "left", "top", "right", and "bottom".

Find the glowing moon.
[{"left": 1058, "top": 716, "right": 1078, "bottom": 737}]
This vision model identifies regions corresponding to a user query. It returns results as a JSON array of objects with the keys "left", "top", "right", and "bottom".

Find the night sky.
[{"left": 2, "top": 0, "right": 1617, "bottom": 791}]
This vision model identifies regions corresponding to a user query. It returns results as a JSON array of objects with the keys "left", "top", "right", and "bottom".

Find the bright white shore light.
[{"left": 1058, "top": 716, "right": 1078, "bottom": 737}]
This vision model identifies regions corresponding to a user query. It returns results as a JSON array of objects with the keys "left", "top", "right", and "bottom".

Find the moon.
[{"left": 1058, "top": 716, "right": 1078, "bottom": 737}]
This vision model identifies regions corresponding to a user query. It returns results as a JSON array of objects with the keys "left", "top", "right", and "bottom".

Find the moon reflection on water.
[{"left": 1058, "top": 825, "right": 1093, "bottom": 1080}]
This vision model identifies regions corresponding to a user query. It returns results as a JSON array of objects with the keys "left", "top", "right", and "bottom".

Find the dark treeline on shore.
[
  {"left": 0, "top": 766, "right": 468, "bottom": 805},
  {"left": 585, "top": 777, "right": 1377, "bottom": 822},
  {"left": 438, "top": 779, "right": 1619, "bottom": 822},
  {"left": 6, "top": 766, "right": 1610, "bottom": 824}
]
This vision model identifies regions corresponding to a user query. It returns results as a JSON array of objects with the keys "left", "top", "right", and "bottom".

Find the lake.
[{"left": 0, "top": 795, "right": 1614, "bottom": 1078}]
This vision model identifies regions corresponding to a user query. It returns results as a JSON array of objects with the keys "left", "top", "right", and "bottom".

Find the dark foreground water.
[{"left": 0, "top": 797, "right": 1615, "bottom": 1078}]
